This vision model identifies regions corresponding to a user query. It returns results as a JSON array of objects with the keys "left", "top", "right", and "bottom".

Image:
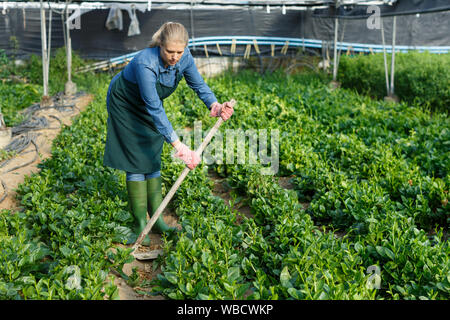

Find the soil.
[
  {"left": 112, "top": 210, "right": 181, "bottom": 300},
  {"left": 208, "top": 168, "right": 254, "bottom": 224},
  {"left": 277, "top": 176, "right": 295, "bottom": 190},
  {"left": 0, "top": 93, "right": 94, "bottom": 211}
]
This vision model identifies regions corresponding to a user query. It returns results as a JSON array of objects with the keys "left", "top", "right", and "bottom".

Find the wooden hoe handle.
[{"left": 132, "top": 99, "right": 236, "bottom": 251}]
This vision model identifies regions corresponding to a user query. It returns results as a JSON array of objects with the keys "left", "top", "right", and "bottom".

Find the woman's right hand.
[
  {"left": 172, "top": 140, "right": 201, "bottom": 170},
  {"left": 209, "top": 100, "right": 235, "bottom": 121}
]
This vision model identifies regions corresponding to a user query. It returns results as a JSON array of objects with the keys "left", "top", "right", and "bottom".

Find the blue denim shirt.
[{"left": 107, "top": 47, "right": 217, "bottom": 143}]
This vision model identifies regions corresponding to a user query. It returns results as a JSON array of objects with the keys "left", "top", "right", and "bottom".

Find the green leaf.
[
  {"left": 236, "top": 283, "right": 251, "bottom": 299},
  {"left": 193, "top": 262, "right": 201, "bottom": 274},
  {"left": 280, "top": 266, "right": 292, "bottom": 288},
  {"left": 60, "top": 245, "right": 71, "bottom": 257},
  {"left": 241, "top": 257, "right": 250, "bottom": 273},
  {"left": 354, "top": 242, "right": 364, "bottom": 253},
  {"left": 227, "top": 266, "right": 240, "bottom": 282},
  {"left": 186, "top": 282, "right": 193, "bottom": 293},
  {"left": 178, "top": 283, "right": 187, "bottom": 294},
  {"left": 168, "top": 292, "right": 178, "bottom": 299},
  {"left": 201, "top": 251, "right": 210, "bottom": 266},
  {"left": 395, "top": 285, "right": 407, "bottom": 295},
  {"left": 384, "top": 248, "right": 395, "bottom": 260},
  {"left": 223, "top": 282, "right": 234, "bottom": 294},
  {"left": 287, "top": 287, "right": 301, "bottom": 299},
  {"left": 164, "top": 272, "right": 178, "bottom": 285},
  {"left": 318, "top": 291, "right": 329, "bottom": 300},
  {"left": 197, "top": 293, "right": 210, "bottom": 300},
  {"left": 375, "top": 246, "right": 385, "bottom": 257},
  {"left": 112, "top": 226, "right": 133, "bottom": 243}
]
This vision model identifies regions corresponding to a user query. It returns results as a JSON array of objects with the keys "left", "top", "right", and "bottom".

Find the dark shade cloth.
[
  {"left": 1, "top": 8, "right": 449, "bottom": 60},
  {"left": 313, "top": 0, "right": 450, "bottom": 19}
]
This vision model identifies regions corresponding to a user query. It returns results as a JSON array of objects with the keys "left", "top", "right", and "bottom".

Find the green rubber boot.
[
  {"left": 126, "top": 180, "right": 151, "bottom": 246},
  {"left": 147, "top": 176, "right": 177, "bottom": 234}
]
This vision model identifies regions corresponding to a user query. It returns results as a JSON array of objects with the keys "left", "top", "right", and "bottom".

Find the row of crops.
[
  {"left": 156, "top": 71, "right": 449, "bottom": 299},
  {"left": 0, "top": 52, "right": 449, "bottom": 299},
  {"left": 338, "top": 51, "right": 450, "bottom": 113}
]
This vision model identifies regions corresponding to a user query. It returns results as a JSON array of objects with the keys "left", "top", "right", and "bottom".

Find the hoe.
[{"left": 132, "top": 99, "right": 236, "bottom": 260}]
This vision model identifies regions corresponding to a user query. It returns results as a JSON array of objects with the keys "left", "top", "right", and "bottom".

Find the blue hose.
[{"left": 89, "top": 36, "right": 449, "bottom": 70}]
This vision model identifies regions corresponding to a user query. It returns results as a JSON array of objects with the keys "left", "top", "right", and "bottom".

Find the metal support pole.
[
  {"left": 47, "top": 5, "right": 52, "bottom": 88},
  {"left": 390, "top": 15, "right": 397, "bottom": 96},
  {"left": 336, "top": 19, "right": 347, "bottom": 73},
  {"left": 40, "top": 0, "right": 49, "bottom": 97},
  {"left": 332, "top": 16, "right": 339, "bottom": 81},
  {"left": 190, "top": 1, "right": 196, "bottom": 51},
  {"left": 381, "top": 16, "right": 390, "bottom": 96},
  {"left": 66, "top": 7, "right": 72, "bottom": 83},
  {"left": 64, "top": 1, "right": 77, "bottom": 96}
]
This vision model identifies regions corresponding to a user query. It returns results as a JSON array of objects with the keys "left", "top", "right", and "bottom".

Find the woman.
[{"left": 104, "top": 22, "right": 234, "bottom": 246}]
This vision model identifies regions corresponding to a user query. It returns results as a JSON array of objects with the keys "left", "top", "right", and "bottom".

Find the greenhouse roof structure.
[
  {"left": 2, "top": 0, "right": 448, "bottom": 16},
  {"left": 0, "top": 0, "right": 309, "bottom": 11},
  {"left": 0, "top": 1, "right": 401, "bottom": 12}
]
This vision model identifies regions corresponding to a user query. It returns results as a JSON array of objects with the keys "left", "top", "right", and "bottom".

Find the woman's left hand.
[
  {"left": 173, "top": 141, "right": 201, "bottom": 170},
  {"left": 210, "top": 100, "right": 235, "bottom": 121}
]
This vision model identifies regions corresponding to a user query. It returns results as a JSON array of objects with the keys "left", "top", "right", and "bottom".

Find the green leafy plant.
[{"left": 338, "top": 51, "right": 450, "bottom": 113}]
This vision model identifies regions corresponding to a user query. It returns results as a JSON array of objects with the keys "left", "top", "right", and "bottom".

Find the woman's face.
[{"left": 160, "top": 41, "right": 185, "bottom": 67}]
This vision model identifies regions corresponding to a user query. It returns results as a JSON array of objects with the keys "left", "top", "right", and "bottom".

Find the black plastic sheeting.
[
  {"left": 314, "top": 0, "right": 450, "bottom": 18},
  {"left": 0, "top": 7, "right": 449, "bottom": 60}
]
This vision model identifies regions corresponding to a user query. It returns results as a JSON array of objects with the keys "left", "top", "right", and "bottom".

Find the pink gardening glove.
[
  {"left": 173, "top": 142, "right": 201, "bottom": 170},
  {"left": 209, "top": 100, "right": 235, "bottom": 121}
]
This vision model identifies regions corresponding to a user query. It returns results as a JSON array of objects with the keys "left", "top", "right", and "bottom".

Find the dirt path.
[
  {"left": 0, "top": 93, "right": 94, "bottom": 211},
  {"left": 113, "top": 210, "right": 180, "bottom": 300},
  {"left": 208, "top": 169, "right": 254, "bottom": 224}
]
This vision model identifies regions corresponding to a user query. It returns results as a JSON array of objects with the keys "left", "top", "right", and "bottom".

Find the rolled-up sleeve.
[
  {"left": 183, "top": 54, "right": 217, "bottom": 109},
  {"left": 134, "top": 63, "right": 179, "bottom": 144}
]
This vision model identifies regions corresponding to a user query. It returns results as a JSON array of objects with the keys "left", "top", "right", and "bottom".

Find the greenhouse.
[{"left": 0, "top": 0, "right": 448, "bottom": 306}]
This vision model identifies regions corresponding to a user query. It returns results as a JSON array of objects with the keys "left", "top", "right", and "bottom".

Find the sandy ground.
[
  {"left": 113, "top": 210, "right": 181, "bottom": 300},
  {"left": 0, "top": 93, "right": 94, "bottom": 211}
]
